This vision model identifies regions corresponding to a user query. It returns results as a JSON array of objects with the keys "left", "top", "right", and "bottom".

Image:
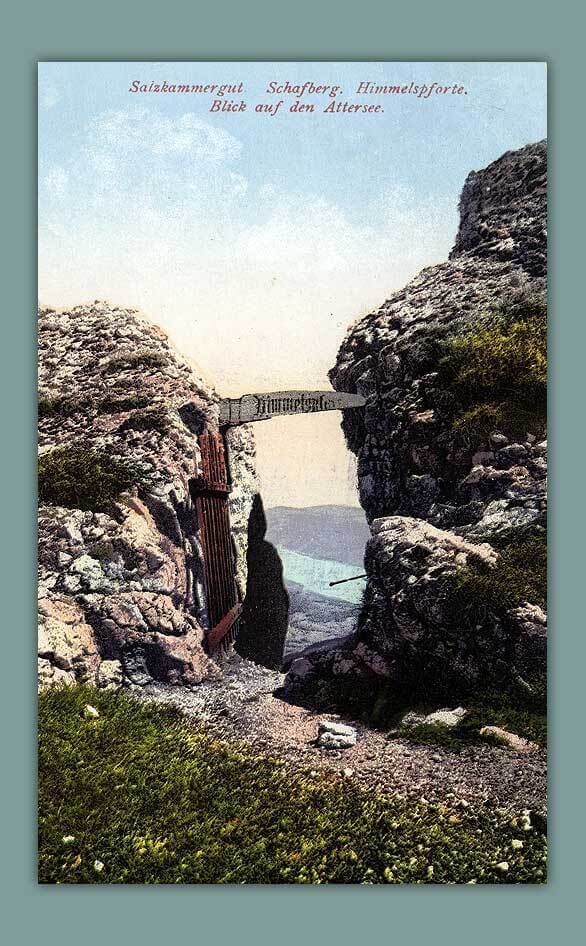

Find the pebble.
[
  {"left": 83, "top": 704, "right": 100, "bottom": 719},
  {"left": 93, "top": 859, "right": 105, "bottom": 873},
  {"left": 496, "top": 861, "right": 509, "bottom": 873}
]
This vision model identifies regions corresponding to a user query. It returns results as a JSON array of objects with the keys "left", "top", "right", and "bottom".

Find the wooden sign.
[{"left": 219, "top": 390, "right": 366, "bottom": 426}]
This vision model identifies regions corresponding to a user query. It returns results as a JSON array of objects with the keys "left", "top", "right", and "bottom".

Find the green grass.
[
  {"left": 97, "top": 394, "right": 151, "bottom": 414},
  {"left": 453, "top": 400, "right": 546, "bottom": 446},
  {"left": 38, "top": 446, "right": 137, "bottom": 512},
  {"left": 439, "top": 299, "right": 546, "bottom": 442},
  {"left": 39, "top": 392, "right": 151, "bottom": 419},
  {"left": 38, "top": 686, "right": 547, "bottom": 884},
  {"left": 38, "top": 395, "right": 86, "bottom": 419},
  {"left": 448, "top": 534, "right": 547, "bottom": 613}
]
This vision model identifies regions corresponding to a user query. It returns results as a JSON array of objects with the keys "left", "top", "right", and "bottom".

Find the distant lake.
[{"left": 277, "top": 547, "right": 366, "bottom": 604}]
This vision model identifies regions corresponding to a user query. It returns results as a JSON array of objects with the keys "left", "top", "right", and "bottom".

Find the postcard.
[{"left": 38, "top": 61, "right": 547, "bottom": 884}]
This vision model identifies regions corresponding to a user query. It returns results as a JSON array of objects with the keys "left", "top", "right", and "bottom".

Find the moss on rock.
[
  {"left": 38, "top": 446, "right": 137, "bottom": 512},
  {"left": 439, "top": 299, "right": 546, "bottom": 442},
  {"left": 448, "top": 534, "right": 547, "bottom": 614}
]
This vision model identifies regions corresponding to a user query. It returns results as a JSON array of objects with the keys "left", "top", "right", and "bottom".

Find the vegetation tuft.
[
  {"left": 39, "top": 393, "right": 151, "bottom": 419},
  {"left": 390, "top": 701, "right": 547, "bottom": 752},
  {"left": 97, "top": 394, "right": 151, "bottom": 414},
  {"left": 38, "top": 446, "right": 137, "bottom": 512},
  {"left": 439, "top": 299, "right": 547, "bottom": 443},
  {"left": 38, "top": 395, "right": 86, "bottom": 419},
  {"left": 38, "top": 685, "right": 547, "bottom": 884},
  {"left": 447, "top": 534, "right": 547, "bottom": 614},
  {"left": 104, "top": 351, "right": 168, "bottom": 373}
]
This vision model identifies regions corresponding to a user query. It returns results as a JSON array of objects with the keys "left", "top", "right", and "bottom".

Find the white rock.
[
  {"left": 511, "top": 839, "right": 524, "bottom": 850},
  {"left": 480, "top": 725, "right": 539, "bottom": 753},
  {"left": 317, "top": 720, "right": 357, "bottom": 749},
  {"left": 319, "top": 719, "right": 356, "bottom": 737},
  {"left": 423, "top": 707, "right": 467, "bottom": 728},
  {"left": 93, "top": 859, "right": 105, "bottom": 872},
  {"left": 83, "top": 704, "right": 100, "bottom": 719},
  {"left": 496, "top": 861, "right": 509, "bottom": 873}
]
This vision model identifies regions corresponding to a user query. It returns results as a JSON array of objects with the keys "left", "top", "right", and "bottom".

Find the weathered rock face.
[
  {"left": 332, "top": 140, "right": 546, "bottom": 526},
  {"left": 286, "top": 141, "right": 547, "bottom": 706},
  {"left": 38, "top": 302, "right": 257, "bottom": 689}
]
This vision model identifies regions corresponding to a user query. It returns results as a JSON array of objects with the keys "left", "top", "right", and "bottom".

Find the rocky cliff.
[
  {"left": 286, "top": 141, "right": 547, "bottom": 709},
  {"left": 38, "top": 302, "right": 257, "bottom": 689}
]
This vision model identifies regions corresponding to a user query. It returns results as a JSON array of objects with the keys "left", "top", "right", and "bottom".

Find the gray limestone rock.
[
  {"left": 286, "top": 142, "right": 547, "bottom": 706},
  {"left": 38, "top": 302, "right": 258, "bottom": 689}
]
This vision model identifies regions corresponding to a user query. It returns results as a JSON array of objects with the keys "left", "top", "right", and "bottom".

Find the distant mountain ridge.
[{"left": 265, "top": 505, "right": 370, "bottom": 567}]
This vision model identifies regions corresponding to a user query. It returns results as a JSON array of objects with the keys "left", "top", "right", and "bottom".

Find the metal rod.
[{"left": 328, "top": 573, "right": 367, "bottom": 587}]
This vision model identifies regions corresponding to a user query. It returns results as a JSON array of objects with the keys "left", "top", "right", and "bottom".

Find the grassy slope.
[{"left": 39, "top": 686, "right": 546, "bottom": 885}]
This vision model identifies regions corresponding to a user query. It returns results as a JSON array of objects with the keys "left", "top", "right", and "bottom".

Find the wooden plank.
[{"left": 207, "top": 603, "right": 243, "bottom": 650}]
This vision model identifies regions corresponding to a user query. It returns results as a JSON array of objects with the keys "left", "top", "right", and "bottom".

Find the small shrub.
[
  {"left": 442, "top": 310, "right": 546, "bottom": 399},
  {"left": 439, "top": 300, "right": 547, "bottom": 441},
  {"left": 38, "top": 395, "right": 85, "bottom": 419},
  {"left": 448, "top": 535, "right": 547, "bottom": 614},
  {"left": 38, "top": 446, "right": 137, "bottom": 511},
  {"left": 453, "top": 400, "right": 546, "bottom": 445},
  {"left": 97, "top": 394, "right": 150, "bottom": 414},
  {"left": 104, "top": 350, "right": 168, "bottom": 373}
]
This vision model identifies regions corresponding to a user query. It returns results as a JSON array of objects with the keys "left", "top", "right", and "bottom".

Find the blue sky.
[{"left": 38, "top": 61, "right": 546, "bottom": 506}]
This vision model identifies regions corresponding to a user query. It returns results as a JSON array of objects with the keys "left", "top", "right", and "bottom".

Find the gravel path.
[{"left": 140, "top": 652, "right": 547, "bottom": 812}]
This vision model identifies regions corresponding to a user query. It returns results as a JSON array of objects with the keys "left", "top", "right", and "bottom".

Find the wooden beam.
[{"left": 207, "top": 603, "right": 243, "bottom": 651}]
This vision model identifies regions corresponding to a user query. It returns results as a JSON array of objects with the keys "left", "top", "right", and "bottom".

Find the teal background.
[{"left": 1, "top": 0, "right": 583, "bottom": 941}]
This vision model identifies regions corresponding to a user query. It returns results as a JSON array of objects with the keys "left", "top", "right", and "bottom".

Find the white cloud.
[
  {"left": 226, "top": 172, "right": 248, "bottom": 198},
  {"left": 43, "top": 165, "right": 68, "bottom": 199},
  {"left": 88, "top": 107, "right": 242, "bottom": 162}
]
